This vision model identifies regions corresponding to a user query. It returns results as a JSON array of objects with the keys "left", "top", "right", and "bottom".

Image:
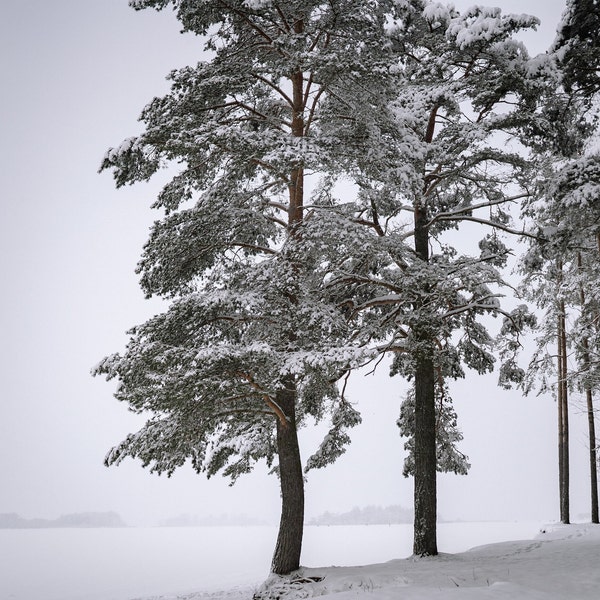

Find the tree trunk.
[
  {"left": 413, "top": 345, "right": 438, "bottom": 555},
  {"left": 578, "top": 253, "right": 599, "bottom": 524},
  {"left": 557, "top": 279, "right": 570, "bottom": 524},
  {"left": 557, "top": 331, "right": 565, "bottom": 523},
  {"left": 412, "top": 202, "right": 438, "bottom": 556},
  {"left": 271, "top": 378, "right": 304, "bottom": 574},
  {"left": 586, "top": 387, "right": 599, "bottom": 524},
  {"left": 270, "top": 37, "right": 307, "bottom": 575}
]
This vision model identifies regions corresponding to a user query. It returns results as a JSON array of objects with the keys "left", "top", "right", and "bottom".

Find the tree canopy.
[{"left": 97, "top": 0, "right": 600, "bottom": 575}]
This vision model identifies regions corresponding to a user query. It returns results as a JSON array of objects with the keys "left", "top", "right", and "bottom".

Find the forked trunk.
[{"left": 271, "top": 378, "right": 304, "bottom": 575}]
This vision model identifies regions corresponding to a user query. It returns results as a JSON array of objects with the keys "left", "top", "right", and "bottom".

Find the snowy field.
[
  {"left": 258, "top": 523, "right": 600, "bottom": 600},
  {"left": 0, "top": 521, "right": 578, "bottom": 600}
]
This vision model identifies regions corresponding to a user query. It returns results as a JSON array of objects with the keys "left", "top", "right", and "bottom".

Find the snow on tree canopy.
[
  {"left": 99, "top": 0, "right": 421, "bottom": 575},
  {"left": 446, "top": 7, "right": 539, "bottom": 51},
  {"left": 422, "top": 2, "right": 452, "bottom": 27},
  {"left": 99, "top": 0, "right": 558, "bottom": 566}
]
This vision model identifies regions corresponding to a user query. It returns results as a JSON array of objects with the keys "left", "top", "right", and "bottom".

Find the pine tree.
[
  {"left": 521, "top": 5, "right": 600, "bottom": 521},
  {"left": 555, "top": 0, "right": 600, "bottom": 525},
  {"left": 95, "top": 0, "right": 399, "bottom": 575},
  {"left": 521, "top": 164, "right": 600, "bottom": 524},
  {"left": 314, "top": 2, "right": 545, "bottom": 555}
]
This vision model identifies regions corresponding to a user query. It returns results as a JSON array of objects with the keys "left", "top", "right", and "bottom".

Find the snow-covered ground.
[
  {"left": 1, "top": 522, "right": 598, "bottom": 600},
  {"left": 254, "top": 523, "right": 600, "bottom": 600}
]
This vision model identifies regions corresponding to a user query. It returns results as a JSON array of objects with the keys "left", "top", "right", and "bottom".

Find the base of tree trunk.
[{"left": 271, "top": 381, "right": 304, "bottom": 575}]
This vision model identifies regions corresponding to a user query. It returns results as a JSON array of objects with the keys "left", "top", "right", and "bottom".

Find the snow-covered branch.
[
  {"left": 426, "top": 193, "right": 530, "bottom": 227},
  {"left": 435, "top": 215, "right": 541, "bottom": 239}
]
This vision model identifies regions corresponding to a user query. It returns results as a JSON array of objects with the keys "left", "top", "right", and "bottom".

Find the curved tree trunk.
[{"left": 271, "top": 378, "right": 304, "bottom": 574}]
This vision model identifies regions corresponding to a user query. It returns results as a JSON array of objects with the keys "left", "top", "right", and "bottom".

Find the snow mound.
[{"left": 249, "top": 524, "right": 600, "bottom": 600}]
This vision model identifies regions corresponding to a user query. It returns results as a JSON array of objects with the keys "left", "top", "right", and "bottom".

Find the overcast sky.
[{"left": 1, "top": 0, "right": 589, "bottom": 529}]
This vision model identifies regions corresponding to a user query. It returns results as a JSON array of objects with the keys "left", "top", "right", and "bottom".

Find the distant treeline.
[
  {"left": 307, "top": 505, "right": 414, "bottom": 526},
  {"left": 0, "top": 511, "right": 127, "bottom": 529},
  {"left": 159, "top": 513, "right": 268, "bottom": 527}
]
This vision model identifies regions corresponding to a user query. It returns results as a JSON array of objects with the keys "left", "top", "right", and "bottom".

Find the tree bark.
[
  {"left": 586, "top": 386, "right": 599, "bottom": 524},
  {"left": 556, "top": 260, "right": 570, "bottom": 524},
  {"left": 271, "top": 378, "right": 304, "bottom": 574},
  {"left": 557, "top": 327, "right": 565, "bottom": 522},
  {"left": 270, "top": 51, "right": 307, "bottom": 574},
  {"left": 413, "top": 343, "right": 438, "bottom": 555},
  {"left": 412, "top": 203, "right": 438, "bottom": 556},
  {"left": 578, "top": 253, "right": 599, "bottom": 524}
]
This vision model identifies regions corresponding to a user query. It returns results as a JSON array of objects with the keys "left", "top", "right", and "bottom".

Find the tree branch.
[
  {"left": 249, "top": 71, "right": 294, "bottom": 107},
  {"left": 427, "top": 193, "right": 530, "bottom": 227},
  {"left": 217, "top": 1, "right": 276, "bottom": 46},
  {"left": 273, "top": 3, "right": 292, "bottom": 32},
  {"left": 434, "top": 214, "right": 542, "bottom": 239},
  {"left": 236, "top": 372, "right": 288, "bottom": 426}
]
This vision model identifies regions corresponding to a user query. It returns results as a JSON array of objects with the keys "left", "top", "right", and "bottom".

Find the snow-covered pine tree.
[
  {"left": 520, "top": 5, "right": 600, "bottom": 523},
  {"left": 311, "top": 1, "right": 546, "bottom": 555},
  {"left": 95, "top": 0, "right": 401, "bottom": 575},
  {"left": 553, "top": 0, "right": 600, "bottom": 97},
  {"left": 522, "top": 154, "right": 600, "bottom": 524}
]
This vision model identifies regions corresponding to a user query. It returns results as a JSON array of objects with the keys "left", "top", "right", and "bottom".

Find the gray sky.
[{"left": 1, "top": 0, "right": 588, "bottom": 528}]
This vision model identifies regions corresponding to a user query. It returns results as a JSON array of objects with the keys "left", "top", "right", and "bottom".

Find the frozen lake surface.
[{"left": 0, "top": 522, "right": 543, "bottom": 600}]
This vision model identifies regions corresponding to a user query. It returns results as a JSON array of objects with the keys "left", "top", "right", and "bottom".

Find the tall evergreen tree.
[
  {"left": 315, "top": 2, "right": 544, "bottom": 555},
  {"left": 521, "top": 158, "right": 600, "bottom": 524},
  {"left": 95, "top": 0, "right": 399, "bottom": 575},
  {"left": 555, "top": 0, "right": 600, "bottom": 525},
  {"left": 521, "top": 2, "right": 600, "bottom": 521}
]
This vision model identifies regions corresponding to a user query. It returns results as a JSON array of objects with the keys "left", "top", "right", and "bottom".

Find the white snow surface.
[
  {"left": 251, "top": 524, "right": 600, "bottom": 600},
  {"left": 181, "top": 523, "right": 599, "bottom": 600},
  {"left": 2, "top": 522, "right": 599, "bottom": 600}
]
